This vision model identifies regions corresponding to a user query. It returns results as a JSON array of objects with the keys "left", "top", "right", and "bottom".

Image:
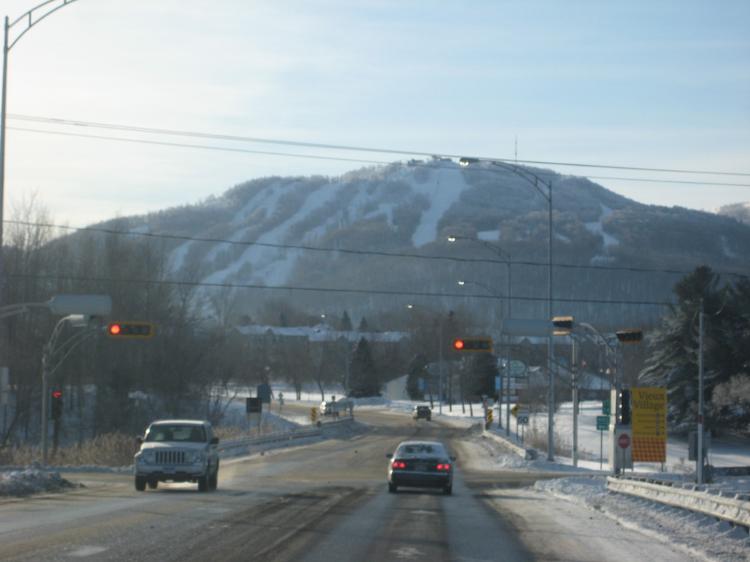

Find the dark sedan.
[{"left": 387, "top": 440, "right": 455, "bottom": 495}]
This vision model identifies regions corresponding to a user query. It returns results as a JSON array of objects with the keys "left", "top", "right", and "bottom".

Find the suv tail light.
[
  {"left": 392, "top": 460, "right": 406, "bottom": 469},
  {"left": 436, "top": 463, "right": 451, "bottom": 471}
]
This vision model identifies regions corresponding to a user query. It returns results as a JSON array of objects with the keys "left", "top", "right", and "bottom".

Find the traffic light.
[
  {"left": 618, "top": 389, "right": 631, "bottom": 425},
  {"left": 106, "top": 322, "right": 155, "bottom": 339},
  {"left": 616, "top": 329, "right": 643, "bottom": 344},
  {"left": 552, "top": 316, "right": 574, "bottom": 335},
  {"left": 51, "top": 390, "right": 63, "bottom": 420},
  {"left": 452, "top": 337, "right": 493, "bottom": 353}
]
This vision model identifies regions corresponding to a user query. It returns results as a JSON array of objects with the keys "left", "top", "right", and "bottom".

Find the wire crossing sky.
[{"left": 2, "top": 0, "right": 749, "bottom": 225}]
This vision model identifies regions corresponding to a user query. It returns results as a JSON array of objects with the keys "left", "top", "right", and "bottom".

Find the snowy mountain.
[
  {"left": 718, "top": 202, "right": 750, "bottom": 225},
  {"left": 96, "top": 159, "right": 750, "bottom": 328}
]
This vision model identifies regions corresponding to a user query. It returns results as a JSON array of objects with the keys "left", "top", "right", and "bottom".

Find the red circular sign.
[{"left": 618, "top": 434, "right": 631, "bottom": 449}]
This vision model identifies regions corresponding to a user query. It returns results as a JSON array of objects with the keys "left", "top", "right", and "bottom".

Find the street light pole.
[
  {"left": 0, "top": 1, "right": 81, "bottom": 305},
  {"left": 0, "top": 16, "right": 9, "bottom": 296},
  {"left": 458, "top": 157, "right": 555, "bottom": 460},
  {"left": 449, "top": 235, "right": 513, "bottom": 435},
  {"left": 456, "top": 278, "right": 506, "bottom": 430}
]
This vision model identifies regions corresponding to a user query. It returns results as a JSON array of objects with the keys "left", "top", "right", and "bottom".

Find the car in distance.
[
  {"left": 134, "top": 419, "right": 220, "bottom": 493},
  {"left": 412, "top": 405, "right": 431, "bottom": 421},
  {"left": 386, "top": 440, "right": 455, "bottom": 495},
  {"left": 320, "top": 399, "right": 353, "bottom": 417}
]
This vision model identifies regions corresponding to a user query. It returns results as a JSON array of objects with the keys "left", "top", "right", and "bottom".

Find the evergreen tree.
[
  {"left": 639, "top": 266, "right": 743, "bottom": 431},
  {"left": 348, "top": 337, "right": 380, "bottom": 397},
  {"left": 465, "top": 353, "right": 498, "bottom": 400},
  {"left": 339, "top": 311, "right": 353, "bottom": 331},
  {"left": 358, "top": 317, "right": 370, "bottom": 332},
  {"left": 406, "top": 353, "right": 428, "bottom": 400}
]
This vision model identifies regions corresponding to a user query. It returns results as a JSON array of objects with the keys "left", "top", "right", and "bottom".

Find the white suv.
[{"left": 134, "top": 419, "right": 220, "bottom": 492}]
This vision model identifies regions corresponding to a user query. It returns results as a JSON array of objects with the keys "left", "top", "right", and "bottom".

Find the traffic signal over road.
[
  {"left": 51, "top": 390, "right": 63, "bottom": 420},
  {"left": 452, "top": 337, "right": 493, "bottom": 353},
  {"left": 106, "top": 322, "right": 155, "bottom": 339},
  {"left": 616, "top": 329, "right": 643, "bottom": 343},
  {"left": 552, "top": 316, "right": 574, "bottom": 336}
]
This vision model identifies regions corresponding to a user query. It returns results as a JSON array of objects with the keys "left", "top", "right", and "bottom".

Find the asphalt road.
[{"left": 0, "top": 407, "right": 694, "bottom": 561}]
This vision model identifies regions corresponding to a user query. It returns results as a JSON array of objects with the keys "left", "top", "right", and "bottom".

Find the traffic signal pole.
[{"left": 40, "top": 351, "right": 49, "bottom": 465}]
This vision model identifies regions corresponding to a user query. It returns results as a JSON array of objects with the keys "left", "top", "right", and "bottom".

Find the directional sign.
[
  {"left": 631, "top": 387, "right": 667, "bottom": 462},
  {"left": 596, "top": 415, "right": 609, "bottom": 431},
  {"left": 602, "top": 398, "right": 611, "bottom": 416},
  {"left": 509, "top": 360, "right": 527, "bottom": 377}
]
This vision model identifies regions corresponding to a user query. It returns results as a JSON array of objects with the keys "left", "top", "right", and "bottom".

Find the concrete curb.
[
  {"left": 483, "top": 430, "right": 538, "bottom": 460},
  {"left": 607, "top": 476, "right": 750, "bottom": 530}
]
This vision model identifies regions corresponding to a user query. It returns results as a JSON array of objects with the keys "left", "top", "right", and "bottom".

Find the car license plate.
[
  {"left": 163, "top": 466, "right": 176, "bottom": 473},
  {"left": 415, "top": 463, "right": 427, "bottom": 471}
]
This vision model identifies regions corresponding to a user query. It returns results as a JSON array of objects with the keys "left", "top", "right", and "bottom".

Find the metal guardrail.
[
  {"left": 607, "top": 476, "right": 750, "bottom": 530},
  {"left": 217, "top": 418, "right": 356, "bottom": 455},
  {"left": 483, "top": 430, "right": 538, "bottom": 460}
]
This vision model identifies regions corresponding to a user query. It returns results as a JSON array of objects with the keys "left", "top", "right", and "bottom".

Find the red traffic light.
[
  {"left": 51, "top": 390, "right": 62, "bottom": 399},
  {"left": 106, "top": 322, "right": 155, "bottom": 339},
  {"left": 452, "top": 337, "right": 492, "bottom": 352}
]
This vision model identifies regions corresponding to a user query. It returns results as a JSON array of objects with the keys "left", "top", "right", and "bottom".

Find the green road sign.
[
  {"left": 602, "top": 398, "right": 611, "bottom": 416},
  {"left": 596, "top": 415, "right": 609, "bottom": 431}
]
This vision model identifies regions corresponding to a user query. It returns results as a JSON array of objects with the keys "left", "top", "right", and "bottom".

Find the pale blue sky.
[{"left": 3, "top": 0, "right": 749, "bottom": 225}]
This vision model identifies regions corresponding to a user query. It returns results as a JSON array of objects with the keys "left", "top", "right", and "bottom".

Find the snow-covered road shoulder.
[{"left": 534, "top": 476, "right": 750, "bottom": 562}]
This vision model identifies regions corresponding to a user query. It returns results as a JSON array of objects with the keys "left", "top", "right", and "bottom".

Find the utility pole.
[
  {"left": 572, "top": 338, "right": 579, "bottom": 467},
  {"left": 697, "top": 299, "right": 705, "bottom": 484}
]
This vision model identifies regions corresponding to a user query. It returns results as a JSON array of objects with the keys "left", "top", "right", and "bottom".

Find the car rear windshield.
[
  {"left": 397, "top": 443, "right": 444, "bottom": 456},
  {"left": 145, "top": 424, "right": 206, "bottom": 443}
]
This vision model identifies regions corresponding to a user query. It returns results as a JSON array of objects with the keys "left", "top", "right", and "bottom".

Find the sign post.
[
  {"left": 596, "top": 415, "right": 609, "bottom": 469},
  {"left": 246, "top": 397, "right": 262, "bottom": 436}
]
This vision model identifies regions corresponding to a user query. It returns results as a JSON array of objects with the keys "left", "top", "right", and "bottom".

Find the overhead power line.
[
  {"left": 8, "top": 113, "right": 750, "bottom": 178},
  {"left": 9, "top": 126, "right": 750, "bottom": 189},
  {"left": 8, "top": 272, "right": 675, "bottom": 308},
  {"left": 8, "top": 219, "right": 750, "bottom": 280}
]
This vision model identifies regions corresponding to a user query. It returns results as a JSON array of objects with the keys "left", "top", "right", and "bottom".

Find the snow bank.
[
  {"left": 534, "top": 476, "right": 750, "bottom": 562},
  {"left": 0, "top": 466, "right": 79, "bottom": 497}
]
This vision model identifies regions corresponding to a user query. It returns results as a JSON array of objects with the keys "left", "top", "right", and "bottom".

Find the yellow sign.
[
  {"left": 511, "top": 404, "right": 519, "bottom": 418},
  {"left": 631, "top": 387, "right": 667, "bottom": 462},
  {"left": 486, "top": 410, "right": 493, "bottom": 422},
  {"left": 310, "top": 407, "right": 319, "bottom": 423}
]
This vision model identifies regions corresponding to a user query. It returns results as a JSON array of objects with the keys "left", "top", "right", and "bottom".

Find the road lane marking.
[
  {"left": 68, "top": 545, "right": 108, "bottom": 557},
  {"left": 391, "top": 546, "right": 424, "bottom": 559}
]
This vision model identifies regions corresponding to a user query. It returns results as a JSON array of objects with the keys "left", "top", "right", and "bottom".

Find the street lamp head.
[
  {"left": 406, "top": 304, "right": 414, "bottom": 309},
  {"left": 447, "top": 236, "right": 457, "bottom": 243},
  {"left": 457, "top": 280, "right": 466, "bottom": 286}
]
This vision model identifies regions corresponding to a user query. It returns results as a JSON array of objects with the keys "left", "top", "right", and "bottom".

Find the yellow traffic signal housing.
[
  {"left": 552, "top": 316, "right": 574, "bottom": 335},
  {"left": 106, "top": 321, "right": 155, "bottom": 339},
  {"left": 452, "top": 337, "right": 493, "bottom": 353}
]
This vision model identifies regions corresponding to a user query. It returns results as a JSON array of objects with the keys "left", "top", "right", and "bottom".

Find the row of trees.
[{"left": 0, "top": 205, "right": 485, "bottom": 448}]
